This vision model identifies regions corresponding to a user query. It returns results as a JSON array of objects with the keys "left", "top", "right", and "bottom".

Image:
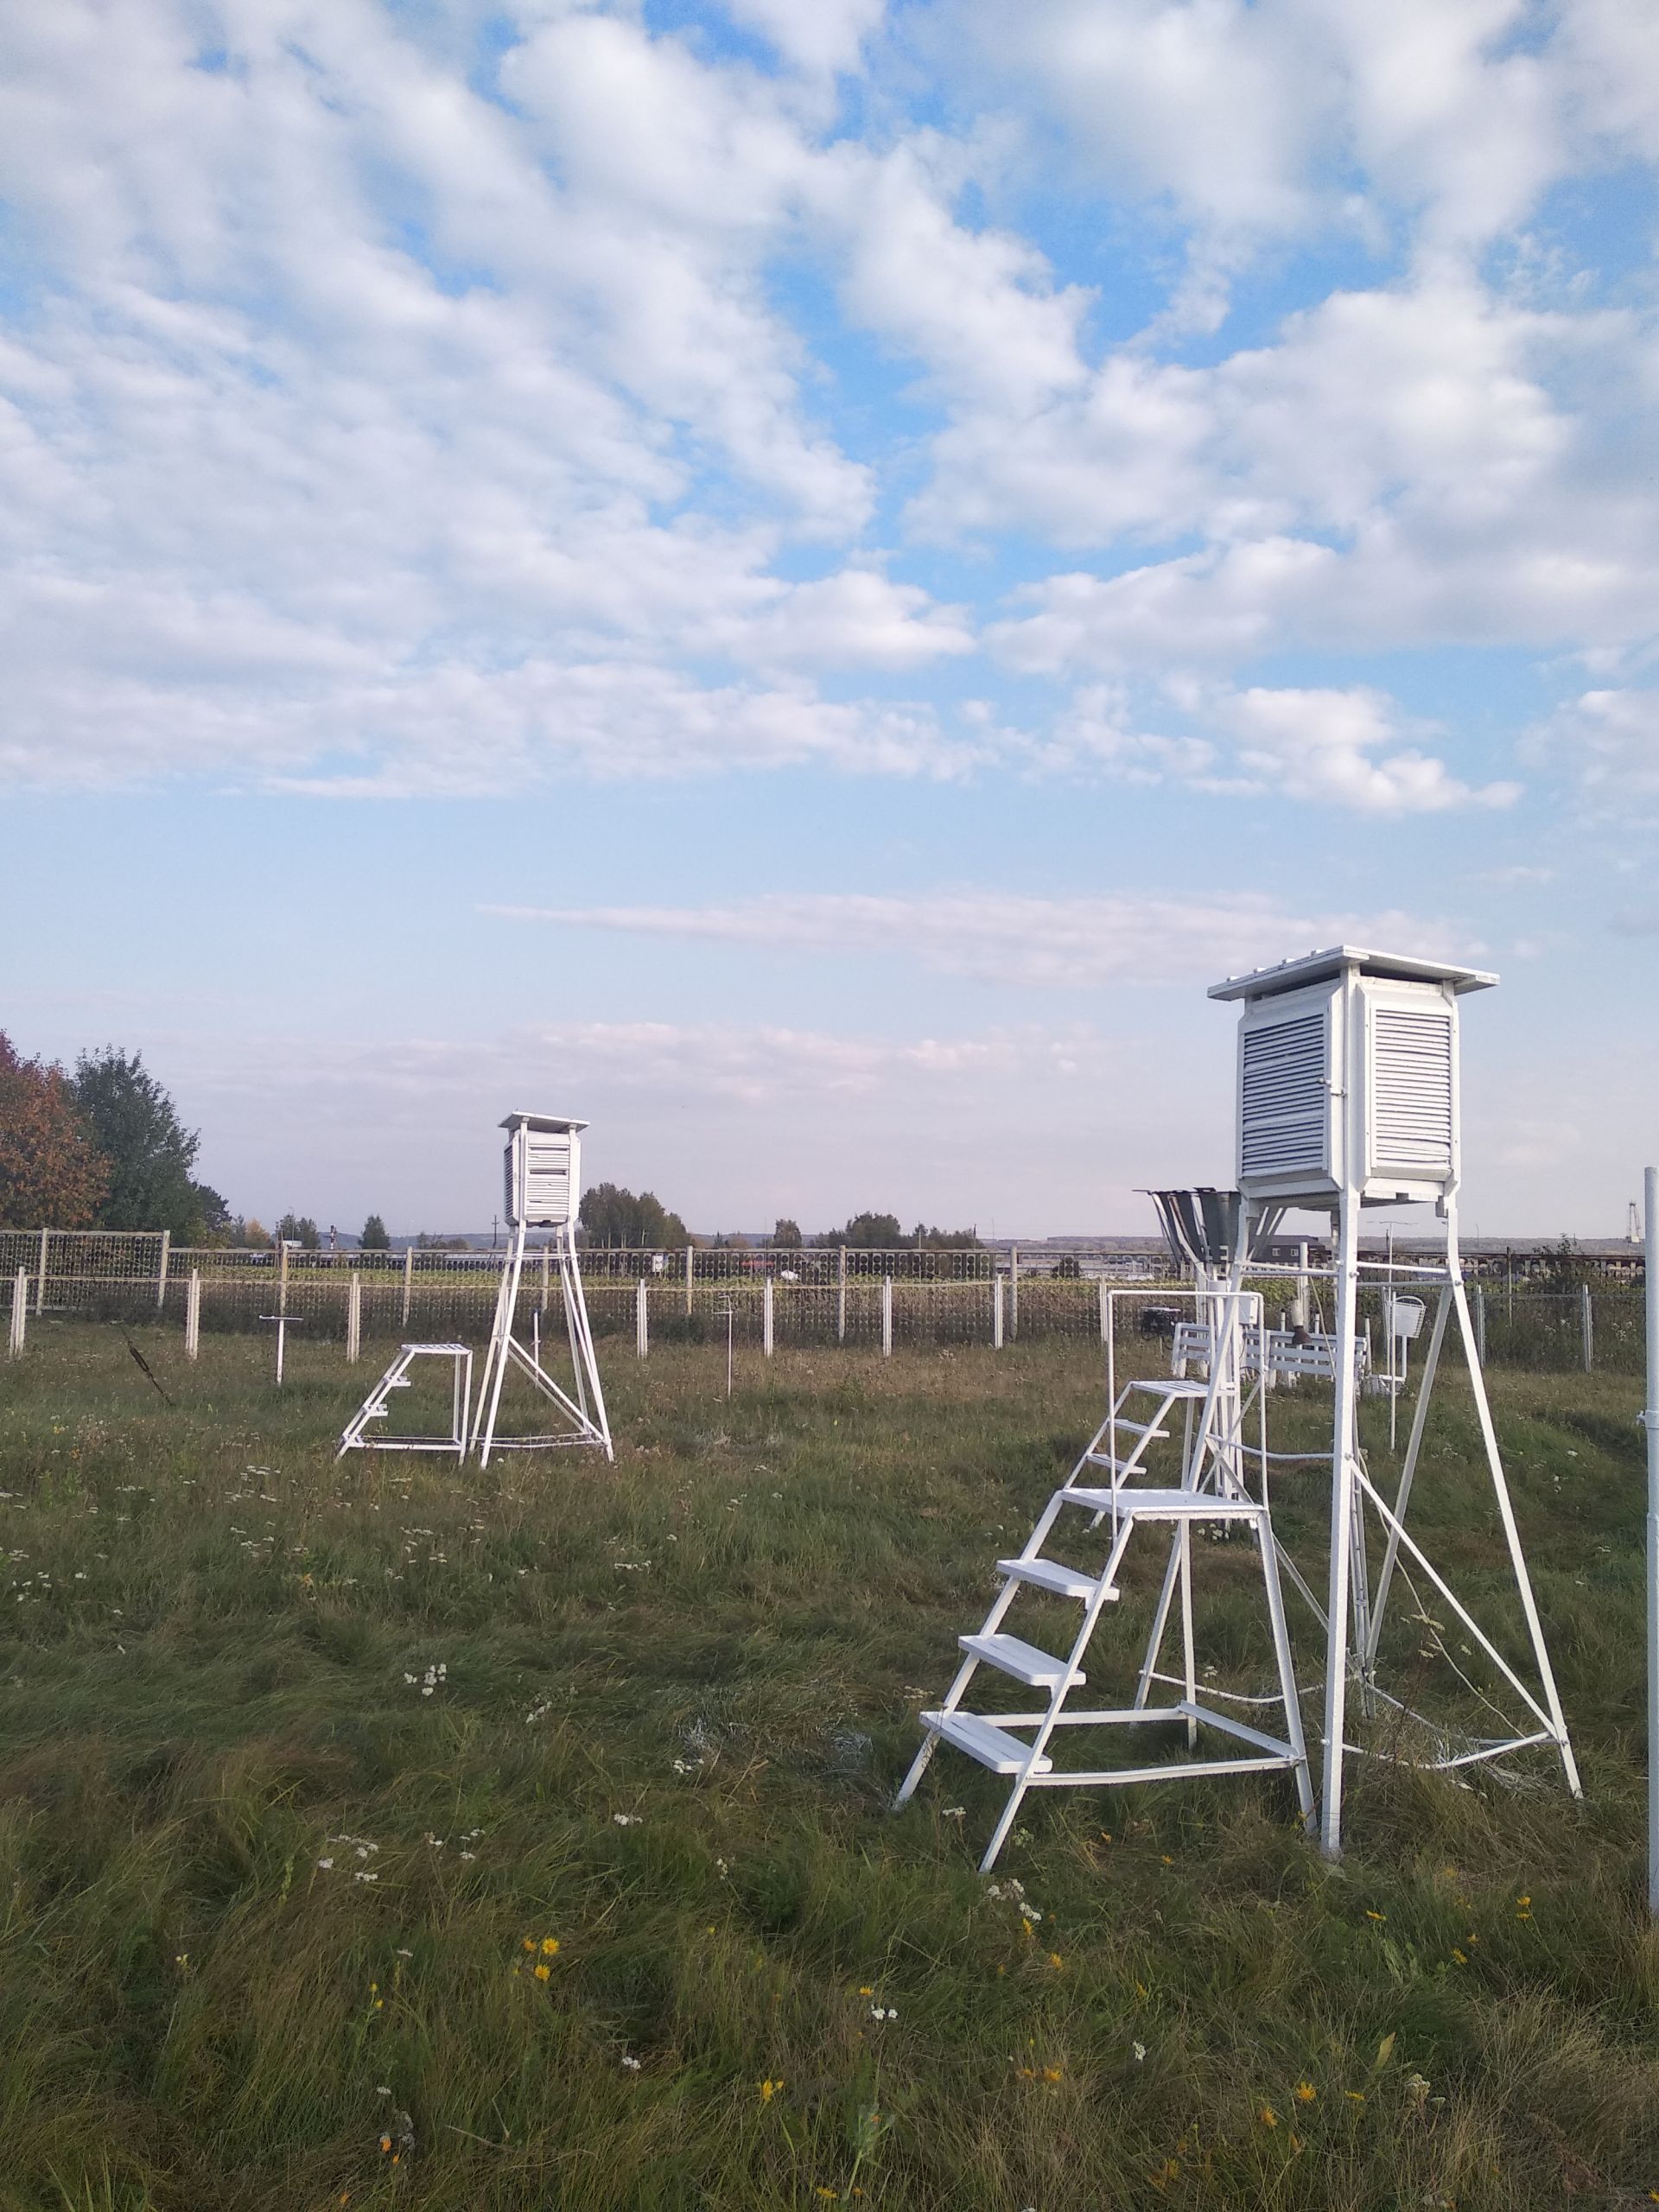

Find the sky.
[{"left": 2, "top": 0, "right": 1657, "bottom": 1239}]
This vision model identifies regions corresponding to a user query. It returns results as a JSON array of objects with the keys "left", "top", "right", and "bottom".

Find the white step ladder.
[
  {"left": 337, "top": 1343, "right": 474, "bottom": 1461},
  {"left": 896, "top": 1369, "right": 1314, "bottom": 1871}
]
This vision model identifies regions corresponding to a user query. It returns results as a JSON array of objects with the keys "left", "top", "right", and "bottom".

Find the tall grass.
[{"left": 0, "top": 1324, "right": 1654, "bottom": 2210}]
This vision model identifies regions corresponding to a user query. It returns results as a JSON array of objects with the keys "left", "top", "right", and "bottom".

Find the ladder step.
[
  {"left": 1063, "top": 1486, "right": 1263, "bottom": 1521},
  {"left": 1129, "top": 1377, "right": 1209, "bottom": 1397},
  {"left": 959, "top": 1632, "right": 1085, "bottom": 1688},
  {"left": 922, "top": 1710, "right": 1053, "bottom": 1775},
  {"left": 1103, "top": 1419, "right": 1169, "bottom": 1440},
  {"left": 996, "top": 1556, "right": 1117, "bottom": 1602}
]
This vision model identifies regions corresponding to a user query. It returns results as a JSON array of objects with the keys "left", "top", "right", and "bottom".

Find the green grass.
[{"left": 1, "top": 1323, "right": 1656, "bottom": 2211}]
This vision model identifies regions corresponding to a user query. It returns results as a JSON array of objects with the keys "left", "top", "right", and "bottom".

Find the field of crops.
[{"left": 0, "top": 1323, "right": 1655, "bottom": 2211}]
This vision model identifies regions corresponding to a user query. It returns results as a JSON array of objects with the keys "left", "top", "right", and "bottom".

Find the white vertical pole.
[
  {"left": 9, "top": 1269, "right": 26, "bottom": 1357},
  {"left": 837, "top": 1244, "right": 848, "bottom": 1344},
  {"left": 35, "top": 1228, "right": 48, "bottom": 1315},
  {"left": 685, "top": 1244, "right": 695, "bottom": 1318},
  {"left": 347, "top": 1273, "right": 361, "bottom": 1363},
  {"left": 540, "top": 1241, "right": 550, "bottom": 1315},
  {"left": 185, "top": 1270, "right": 200, "bottom": 1360},
  {"left": 1294, "top": 1240, "right": 1309, "bottom": 1328},
  {"left": 992, "top": 1274, "right": 1004, "bottom": 1350},
  {"left": 402, "top": 1245, "right": 414, "bottom": 1328},
  {"left": 881, "top": 1275, "right": 893, "bottom": 1357},
  {"left": 1643, "top": 1166, "right": 1658, "bottom": 1916},
  {"left": 1473, "top": 1281, "right": 1486, "bottom": 1367},
  {"left": 1319, "top": 1192, "right": 1361, "bottom": 1859},
  {"left": 274, "top": 1317, "right": 287, "bottom": 1389},
  {"left": 156, "top": 1229, "right": 170, "bottom": 1312},
  {"left": 636, "top": 1275, "right": 649, "bottom": 1358},
  {"left": 1097, "top": 1276, "right": 1109, "bottom": 1344},
  {"left": 1010, "top": 1244, "right": 1020, "bottom": 1340},
  {"left": 762, "top": 1276, "right": 774, "bottom": 1357},
  {"left": 278, "top": 1238, "right": 290, "bottom": 1319},
  {"left": 1581, "top": 1283, "right": 1593, "bottom": 1373}
]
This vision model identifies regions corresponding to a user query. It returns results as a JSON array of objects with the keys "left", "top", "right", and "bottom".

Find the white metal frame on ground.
[
  {"left": 337, "top": 1343, "right": 474, "bottom": 1461},
  {"left": 471, "top": 1113, "right": 613, "bottom": 1467}
]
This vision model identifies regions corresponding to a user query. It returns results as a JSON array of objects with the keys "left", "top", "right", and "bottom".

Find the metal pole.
[
  {"left": 541, "top": 1241, "right": 550, "bottom": 1315},
  {"left": 9, "top": 1269, "right": 26, "bottom": 1357},
  {"left": 1473, "top": 1281, "right": 1486, "bottom": 1368},
  {"left": 1581, "top": 1282, "right": 1594, "bottom": 1374},
  {"left": 837, "top": 1244, "right": 847, "bottom": 1344},
  {"left": 1097, "top": 1276, "right": 1109, "bottom": 1344},
  {"left": 156, "top": 1229, "right": 170, "bottom": 1312},
  {"left": 636, "top": 1274, "right": 649, "bottom": 1359},
  {"left": 186, "top": 1269, "right": 200, "bottom": 1360},
  {"left": 402, "top": 1244, "right": 413, "bottom": 1328},
  {"left": 685, "top": 1243, "right": 694, "bottom": 1319},
  {"left": 35, "top": 1228, "right": 48, "bottom": 1316},
  {"left": 347, "top": 1273, "right": 361, "bottom": 1363},
  {"left": 762, "top": 1275, "right": 774, "bottom": 1357},
  {"left": 725, "top": 1300, "right": 734, "bottom": 1399},
  {"left": 1319, "top": 1192, "right": 1362, "bottom": 1859},
  {"left": 881, "top": 1275, "right": 893, "bottom": 1357},
  {"left": 1010, "top": 1244, "right": 1019, "bottom": 1340},
  {"left": 992, "top": 1274, "right": 1004, "bottom": 1350},
  {"left": 1643, "top": 1166, "right": 1658, "bottom": 1915}
]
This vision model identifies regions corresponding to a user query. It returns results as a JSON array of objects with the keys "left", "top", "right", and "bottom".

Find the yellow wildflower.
[
  {"left": 1345, "top": 2091, "right": 1367, "bottom": 2104},
  {"left": 1260, "top": 2105, "right": 1278, "bottom": 2129},
  {"left": 760, "top": 2078, "right": 784, "bottom": 2102},
  {"left": 542, "top": 1936, "right": 559, "bottom": 1955},
  {"left": 533, "top": 1963, "right": 551, "bottom": 1982},
  {"left": 1451, "top": 1948, "right": 1468, "bottom": 1966},
  {"left": 1365, "top": 1910, "right": 1386, "bottom": 1923},
  {"left": 1048, "top": 1953, "right": 1064, "bottom": 1970},
  {"left": 1294, "top": 2082, "right": 1316, "bottom": 2103},
  {"left": 858, "top": 1985, "right": 874, "bottom": 1996}
]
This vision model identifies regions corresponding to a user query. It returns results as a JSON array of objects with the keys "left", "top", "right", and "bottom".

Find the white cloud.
[
  {"left": 721, "top": 0, "right": 885, "bottom": 77},
  {"left": 482, "top": 887, "right": 1460, "bottom": 987},
  {"left": 1534, "top": 686, "right": 1659, "bottom": 809},
  {"left": 1211, "top": 685, "right": 1520, "bottom": 814}
]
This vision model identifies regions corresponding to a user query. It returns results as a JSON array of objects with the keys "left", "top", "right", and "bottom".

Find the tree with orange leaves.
[{"left": 0, "top": 1033, "right": 108, "bottom": 1229}]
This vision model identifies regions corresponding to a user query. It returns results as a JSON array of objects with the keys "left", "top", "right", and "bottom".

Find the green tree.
[
  {"left": 70, "top": 1046, "right": 222, "bottom": 1240},
  {"left": 837, "top": 1211, "right": 905, "bottom": 1248},
  {"left": 276, "top": 1213, "right": 321, "bottom": 1249},
  {"left": 772, "top": 1217, "right": 803, "bottom": 1248},
  {"left": 579, "top": 1184, "right": 690, "bottom": 1248},
  {"left": 0, "top": 1034, "right": 108, "bottom": 1228},
  {"left": 359, "top": 1213, "right": 391, "bottom": 1250}
]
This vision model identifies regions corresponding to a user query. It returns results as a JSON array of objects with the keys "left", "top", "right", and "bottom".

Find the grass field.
[{"left": 0, "top": 1323, "right": 1655, "bottom": 2212}]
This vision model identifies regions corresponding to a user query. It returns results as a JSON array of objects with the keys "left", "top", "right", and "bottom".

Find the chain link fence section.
[{"left": 0, "top": 1231, "right": 1649, "bottom": 1374}]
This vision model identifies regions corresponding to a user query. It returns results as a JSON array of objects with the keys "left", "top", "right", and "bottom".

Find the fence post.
[
  {"left": 185, "top": 1270, "right": 200, "bottom": 1360},
  {"left": 1473, "top": 1282, "right": 1487, "bottom": 1368},
  {"left": 1097, "top": 1277, "right": 1109, "bottom": 1344},
  {"left": 1581, "top": 1283, "right": 1594, "bottom": 1373},
  {"left": 156, "top": 1229, "right": 171, "bottom": 1312},
  {"left": 35, "top": 1228, "right": 48, "bottom": 1315},
  {"left": 992, "top": 1274, "right": 1004, "bottom": 1350},
  {"left": 9, "top": 1269, "right": 26, "bottom": 1357},
  {"left": 762, "top": 1276, "right": 774, "bottom": 1357},
  {"left": 881, "top": 1275, "right": 893, "bottom": 1357},
  {"left": 685, "top": 1245, "right": 694, "bottom": 1318},
  {"left": 540, "top": 1242, "right": 550, "bottom": 1314},
  {"left": 636, "top": 1275, "right": 649, "bottom": 1359},
  {"left": 1010, "top": 1243, "right": 1020, "bottom": 1340},
  {"left": 401, "top": 1245, "right": 413, "bottom": 1328},
  {"left": 347, "top": 1273, "right": 362, "bottom": 1363},
  {"left": 837, "top": 1244, "right": 848, "bottom": 1344}
]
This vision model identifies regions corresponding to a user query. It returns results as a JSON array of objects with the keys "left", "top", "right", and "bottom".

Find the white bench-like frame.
[{"left": 337, "top": 1343, "right": 474, "bottom": 1461}]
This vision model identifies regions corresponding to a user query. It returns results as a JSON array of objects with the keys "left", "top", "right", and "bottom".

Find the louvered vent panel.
[
  {"left": 524, "top": 1135, "right": 573, "bottom": 1226},
  {"left": 1371, "top": 1008, "right": 1452, "bottom": 1173},
  {"left": 1240, "top": 1012, "right": 1328, "bottom": 1177}
]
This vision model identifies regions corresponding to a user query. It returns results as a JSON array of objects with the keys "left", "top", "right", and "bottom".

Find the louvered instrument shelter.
[{"left": 1209, "top": 946, "right": 1494, "bottom": 1208}]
